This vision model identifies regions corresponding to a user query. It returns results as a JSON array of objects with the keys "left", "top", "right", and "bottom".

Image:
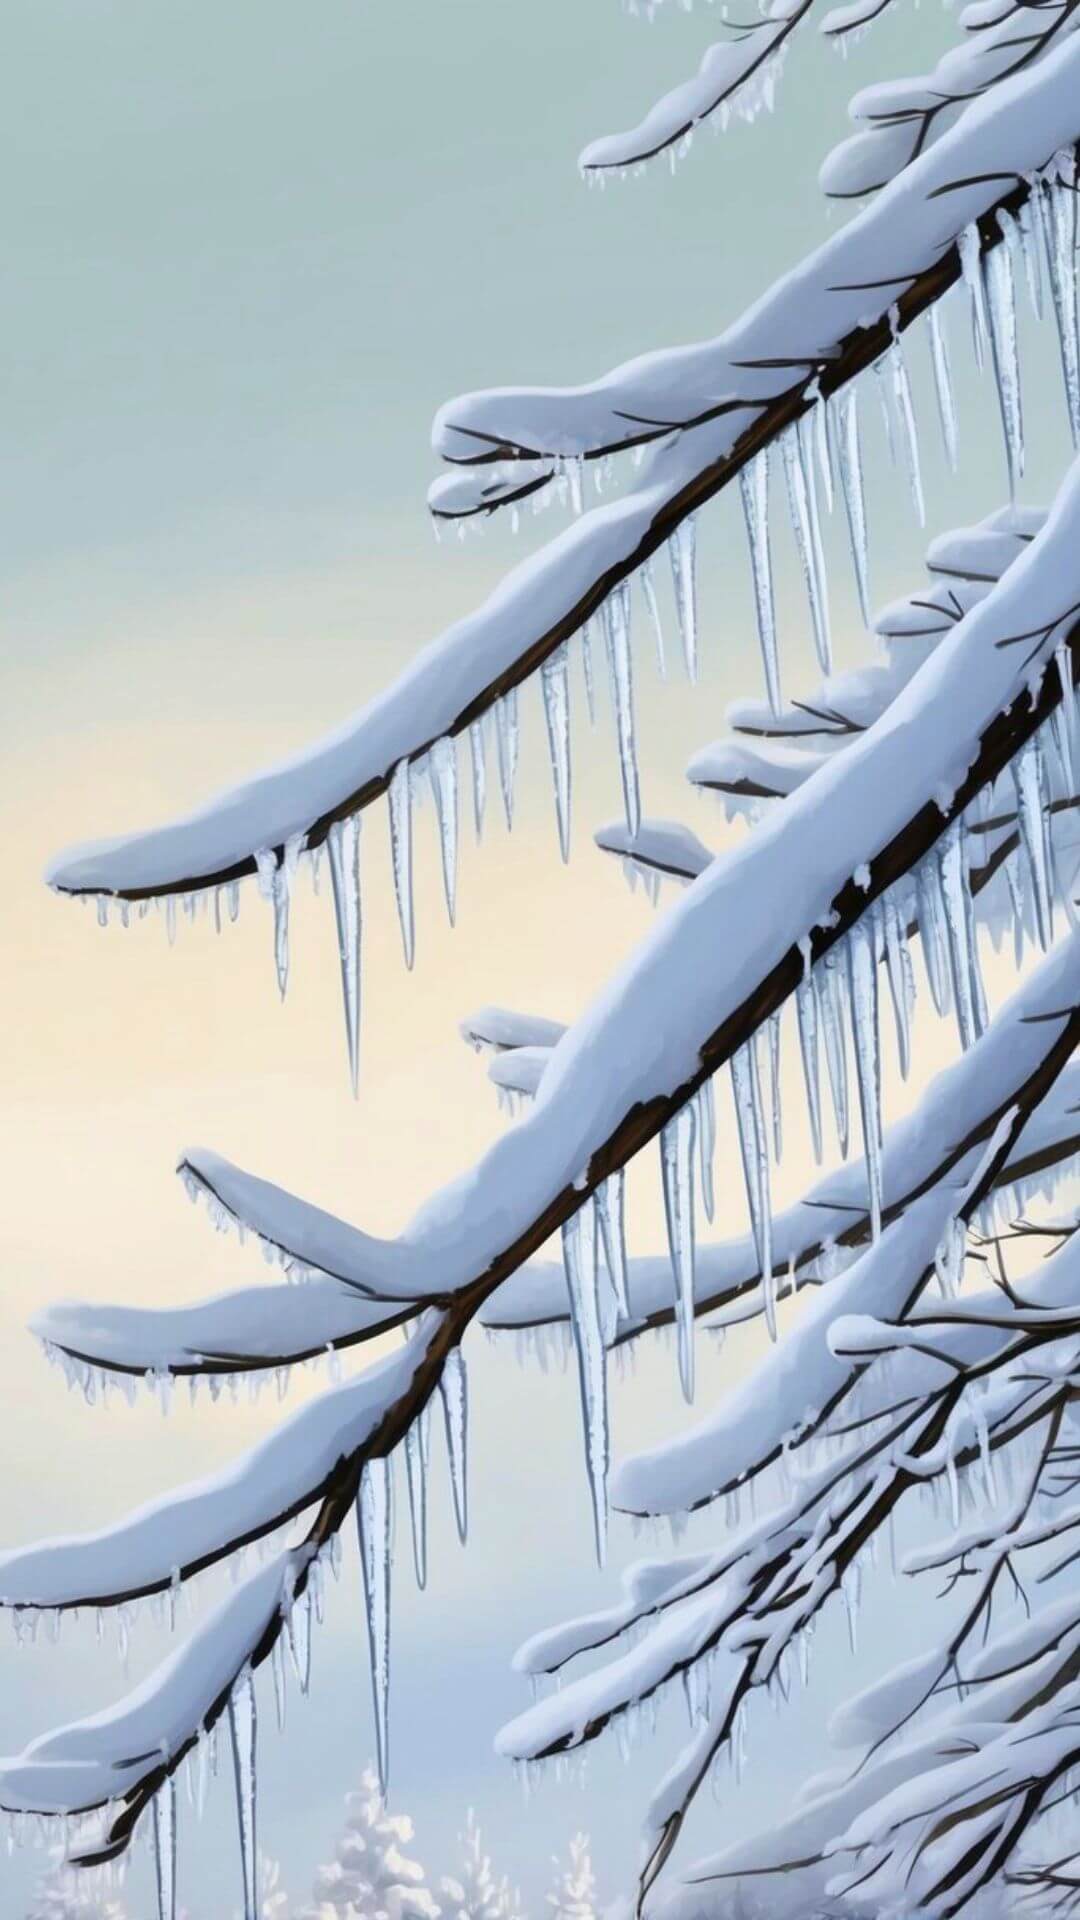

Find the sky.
[{"left": 2, "top": 2, "right": 1079, "bottom": 1914}]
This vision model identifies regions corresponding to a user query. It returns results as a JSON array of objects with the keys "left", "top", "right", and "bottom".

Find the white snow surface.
[{"left": 592, "top": 820, "right": 713, "bottom": 880}]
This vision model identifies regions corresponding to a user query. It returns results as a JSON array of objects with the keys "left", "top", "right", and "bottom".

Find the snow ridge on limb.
[{"left": 48, "top": 50, "right": 1080, "bottom": 905}]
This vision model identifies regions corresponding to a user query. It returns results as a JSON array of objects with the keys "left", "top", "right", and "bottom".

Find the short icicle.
[
  {"left": 816, "top": 950, "right": 850, "bottom": 1159},
  {"left": 881, "top": 889, "right": 915, "bottom": 1078},
  {"left": 357, "top": 1455, "right": 393, "bottom": 1793},
  {"left": 562, "top": 1198, "right": 611, "bottom": 1562},
  {"left": 739, "top": 450, "right": 781, "bottom": 713},
  {"left": 795, "top": 956, "right": 824, "bottom": 1164},
  {"left": 440, "top": 1344, "right": 469, "bottom": 1545},
  {"left": 404, "top": 1402, "right": 431, "bottom": 1590},
  {"left": 696, "top": 1075, "right": 717, "bottom": 1224},
  {"left": 495, "top": 687, "right": 520, "bottom": 829},
  {"left": 596, "top": 1169, "right": 630, "bottom": 1319},
  {"left": 540, "top": 642, "right": 573, "bottom": 862},
  {"left": 254, "top": 847, "right": 293, "bottom": 1002},
  {"left": 603, "top": 579, "right": 641, "bottom": 835},
  {"left": 152, "top": 1775, "right": 177, "bottom": 1920},
  {"left": 667, "top": 515, "right": 698, "bottom": 681},
  {"left": 387, "top": 758, "right": 415, "bottom": 970},
  {"left": 731, "top": 1038, "right": 773, "bottom": 1323},
  {"left": 327, "top": 813, "right": 363, "bottom": 1095},
  {"left": 427, "top": 735, "right": 459, "bottom": 926},
  {"left": 661, "top": 1103, "right": 698, "bottom": 1402},
  {"left": 1012, "top": 733, "right": 1054, "bottom": 949},
  {"left": 937, "top": 822, "right": 985, "bottom": 1048},
  {"left": 469, "top": 717, "right": 487, "bottom": 843},
  {"left": 228, "top": 1667, "right": 258, "bottom": 1920}
]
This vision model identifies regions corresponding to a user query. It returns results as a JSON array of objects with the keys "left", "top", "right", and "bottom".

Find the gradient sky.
[{"left": 3, "top": 3, "right": 1078, "bottom": 1913}]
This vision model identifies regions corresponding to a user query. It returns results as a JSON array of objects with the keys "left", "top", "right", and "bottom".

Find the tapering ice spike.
[
  {"left": 984, "top": 239, "right": 1024, "bottom": 499},
  {"left": 562, "top": 1199, "right": 610, "bottom": 1562},
  {"left": 357, "top": 1456, "right": 393, "bottom": 1793},
  {"left": 1012, "top": 734, "right": 1054, "bottom": 949},
  {"left": 731, "top": 1038, "right": 772, "bottom": 1305},
  {"left": 799, "top": 413, "right": 832, "bottom": 673},
  {"left": 881, "top": 889, "right": 915, "bottom": 1079},
  {"left": 640, "top": 556, "right": 666, "bottom": 677},
  {"left": 1015, "top": 196, "right": 1044, "bottom": 320},
  {"left": 873, "top": 358, "right": 897, "bottom": 466},
  {"left": 439, "top": 1345, "right": 469, "bottom": 1545},
  {"left": 566, "top": 456, "right": 585, "bottom": 516},
  {"left": 917, "top": 855, "right": 953, "bottom": 1016},
  {"left": 937, "top": 823, "right": 984, "bottom": 1049},
  {"left": 427, "top": 736, "right": 459, "bottom": 926},
  {"left": 836, "top": 388, "right": 870, "bottom": 625},
  {"left": 1055, "top": 640, "right": 1076, "bottom": 789},
  {"left": 403, "top": 1404, "right": 431, "bottom": 1590},
  {"left": 696, "top": 1076, "right": 717, "bottom": 1223},
  {"left": 739, "top": 451, "right": 780, "bottom": 713},
  {"left": 782, "top": 427, "right": 831, "bottom": 675},
  {"left": 887, "top": 336, "right": 925, "bottom": 526},
  {"left": 596, "top": 1169, "right": 630, "bottom": 1319},
  {"left": 387, "top": 759, "right": 415, "bottom": 970},
  {"left": 495, "top": 687, "right": 520, "bottom": 829},
  {"left": 813, "top": 389, "right": 835, "bottom": 516},
  {"left": 667, "top": 515, "right": 698, "bottom": 681},
  {"left": 228, "top": 1669, "right": 258, "bottom": 1920},
  {"left": 581, "top": 618, "right": 597, "bottom": 724},
  {"left": 152, "top": 1777, "right": 177, "bottom": 1920},
  {"left": 270, "top": 1636, "right": 288, "bottom": 1732},
  {"left": 660, "top": 1103, "right": 698, "bottom": 1401},
  {"left": 817, "top": 950, "right": 850, "bottom": 1159},
  {"left": 254, "top": 848, "right": 291, "bottom": 1001},
  {"left": 927, "top": 299, "right": 958, "bottom": 471},
  {"left": 958, "top": 223, "right": 989, "bottom": 371},
  {"left": 540, "top": 643, "right": 573, "bottom": 862},
  {"left": 1044, "top": 167, "right": 1080, "bottom": 444},
  {"left": 795, "top": 963, "right": 824, "bottom": 1164},
  {"left": 286, "top": 1583, "right": 312, "bottom": 1695},
  {"left": 327, "top": 814, "right": 362, "bottom": 1096},
  {"left": 846, "top": 919, "right": 882, "bottom": 1242},
  {"left": 468, "top": 717, "right": 487, "bottom": 843},
  {"left": 603, "top": 581, "right": 641, "bottom": 836}
]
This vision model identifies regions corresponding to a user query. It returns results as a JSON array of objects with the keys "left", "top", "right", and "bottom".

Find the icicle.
[
  {"left": 887, "top": 335, "right": 925, "bottom": 526},
  {"left": 387, "top": 758, "right": 415, "bottom": 969},
  {"left": 327, "top": 814, "right": 362, "bottom": 1096},
  {"left": 404, "top": 1404, "right": 431, "bottom": 1590},
  {"left": 581, "top": 618, "right": 597, "bottom": 724},
  {"left": 286, "top": 1585, "right": 312, "bottom": 1695},
  {"left": 603, "top": 581, "right": 640, "bottom": 836},
  {"left": 540, "top": 643, "right": 573, "bottom": 862},
  {"left": 254, "top": 847, "right": 292, "bottom": 1001},
  {"left": 873, "top": 358, "right": 896, "bottom": 466},
  {"left": 800, "top": 412, "right": 832, "bottom": 673},
  {"left": 1056, "top": 640, "right": 1076, "bottom": 786},
  {"left": 228, "top": 1669, "right": 258, "bottom": 1920},
  {"left": 816, "top": 950, "right": 850, "bottom": 1158},
  {"left": 731, "top": 1038, "right": 772, "bottom": 1306},
  {"left": 984, "top": 240, "right": 1024, "bottom": 499},
  {"left": 767, "top": 1011, "right": 783, "bottom": 1164},
  {"left": 152, "top": 1777, "right": 176, "bottom": 1920},
  {"left": 1012, "top": 734, "right": 1054, "bottom": 949},
  {"left": 937, "top": 822, "right": 984, "bottom": 1049},
  {"left": 881, "top": 890, "right": 914, "bottom": 1079},
  {"left": 495, "top": 687, "right": 520, "bottom": 829},
  {"left": 561, "top": 1199, "right": 610, "bottom": 1562},
  {"left": 660, "top": 1103, "right": 698, "bottom": 1401},
  {"left": 439, "top": 1345, "right": 469, "bottom": 1544},
  {"left": 427, "top": 736, "right": 459, "bottom": 926},
  {"left": 468, "top": 718, "right": 487, "bottom": 843},
  {"left": 846, "top": 919, "right": 882, "bottom": 1241},
  {"left": 270, "top": 1635, "right": 288, "bottom": 1733},
  {"left": 357, "top": 1456, "right": 393, "bottom": 1793},
  {"left": 1016, "top": 194, "right": 1044, "bottom": 320},
  {"left": 813, "top": 390, "right": 835, "bottom": 516},
  {"left": 958, "top": 223, "right": 989, "bottom": 370},
  {"left": 926, "top": 299, "right": 958, "bottom": 471},
  {"left": 641, "top": 556, "right": 665, "bottom": 677},
  {"left": 738, "top": 451, "right": 780, "bottom": 713},
  {"left": 696, "top": 1076, "right": 717, "bottom": 1224},
  {"left": 596, "top": 1169, "right": 630, "bottom": 1319},
  {"left": 667, "top": 515, "right": 698, "bottom": 681},
  {"left": 795, "top": 959, "right": 824, "bottom": 1164},
  {"left": 1043, "top": 168, "right": 1080, "bottom": 445},
  {"left": 917, "top": 855, "right": 953, "bottom": 1016},
  {"left": 782, "top": 427, "right": 831, "bottom": 675},
  {"left": 836, "top": 388, "right": 870, "bottom": 624}
]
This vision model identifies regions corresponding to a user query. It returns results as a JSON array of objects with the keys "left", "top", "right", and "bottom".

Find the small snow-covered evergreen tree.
[
  {"left": 439, "top": 1811, "right": 522, "bottom": 1920},
  {"left": 7, "top": 4, "right": 1080, "bottom": 1918},
  {"left": 548, "top": 1835, "right": 599, "bottom": 1920},
  {"left": 298, "top": 1770, "right": 440, "bottom": 1920}
]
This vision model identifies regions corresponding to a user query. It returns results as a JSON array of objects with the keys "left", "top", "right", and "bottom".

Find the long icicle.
[
  {"left": 540, "top": 642, "right": 573, "bottom": 862},
  {"left": 836, "top": 387, "right": 870, "bottom": 625},
  {"left": 357, "top": 1456, "right": 393, "bottom": 1793},
  {"left": 881, "top": 888, "right": 915, "bottom": 1079},
  {"left": 327, "top": 812, "right": 363, "bottom": 1097},
  {"left": 984, "top": 237, "right": 1024, "bottom": 500},
  {"left": 887, "top": 333, "right": 925, "bottom": 526},
  {"left": 427, "top": 736, "right": 459, "bottom": 926},
  {"left": 387, "top": 758, "right": 415, "bottom": 970},
  {"left": 152, "top": 1777, "right": 177, "bottom": 1920},
  {"left": 795, "top": 957, "right": 824, "bottom": 1164},
  {"left": 846, "top": 917, "right": 883, "bottom": 1242},
  {"left": 562, "top": 1198, "right": 610, "bottom": 1563},
  {"left": 927, "top": 298, "right": 959, "bottom": 471},
  {"left": 228, "top": 1669, "right": 258, "bottom": 1920},
  {"left": 440, "top": 1345, "right": 469, "bottom": 1545},
  {"left": 739, "top": 450, "right": 780, "bottom": 713},
  {"left": 782, "top": 427, "right": 831, "bottom": 676},
  {"left": 668, "top": 515, "right": 698, "bottom": 681},
  {"left": 731, "top": 1038, "right": 773, "bottom": 1325},
  {"left": 816, "top": 949, "right": 850, "bottom": 1158},
  {"left": 660, "top": 1103, "right": 698, "bottom": 1401},
  {"left": 495, "top": 687, "right": 520, "bottom": 829},
  {"left": 469, "top": 716, "right": 487, "bottom": 843},
  {"left": 596, "top": 1169, "right": 630, "bottom": 1319},
  {"left": 641, "top": 556, "right": 666, "bottom": 678},
  {"left": 404, "top": 1403, "right": 431, "bottom": 1591},
  {"left": 603, "top": 580, "right": 641, "bottom": 835},
  {"left": 1043, "top": 163, "right": 1080, "bottom": 446}
]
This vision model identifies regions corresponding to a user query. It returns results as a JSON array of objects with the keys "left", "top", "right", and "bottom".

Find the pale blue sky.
[{"left": 2, "top": 3, "right": 1076, "bottom": 1914}]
